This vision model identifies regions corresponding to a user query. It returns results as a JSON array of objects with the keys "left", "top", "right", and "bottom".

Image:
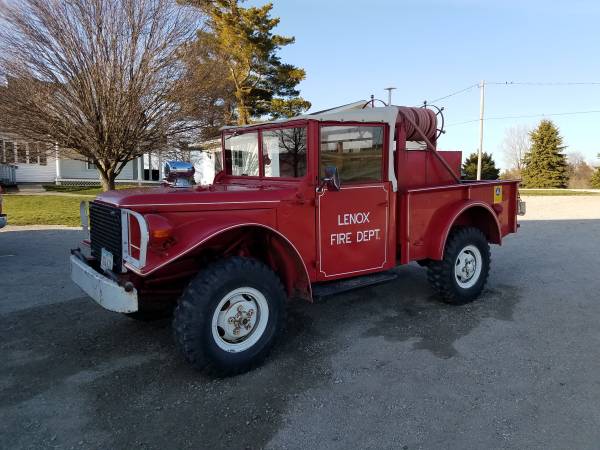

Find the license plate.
[{"left": 100, "top": 248, "right": 114, "bottom": 272}]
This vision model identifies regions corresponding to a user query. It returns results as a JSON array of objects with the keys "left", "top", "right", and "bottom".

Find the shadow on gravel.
[
  {"left": 310, "top": 265, "right": 520, "bottom": 359},
  {"left": 0, "top": 296, "right": 338, "bottom": 450},
  {"left": 363, "top": 281, "right": 520, "bottom": 358}
]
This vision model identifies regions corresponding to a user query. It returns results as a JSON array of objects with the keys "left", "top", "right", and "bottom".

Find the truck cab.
[{"left": 70, "top": 104, "right": 523, "bottom": 374}]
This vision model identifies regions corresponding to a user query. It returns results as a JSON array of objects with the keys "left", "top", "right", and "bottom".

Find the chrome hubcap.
[
  {"left": 218, "top": 298, "right": 257, "bottom": 342},
  {"left": 211, "top": 287, "right": 269, "bottom": 353}
]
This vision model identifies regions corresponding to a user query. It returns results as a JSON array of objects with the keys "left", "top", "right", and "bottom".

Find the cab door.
[{"left": 316, "top": 123, "right": 391, "bottom": 280}]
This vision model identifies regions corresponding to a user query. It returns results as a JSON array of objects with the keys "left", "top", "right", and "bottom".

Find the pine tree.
[
  {"left": 184, "top": 0, "right": 311, "bottom": 125},
  {"left": 521, "top": 120, "right": 569, "bottom": 188},
  {"left": 590, "top": 154, "right": 600, "bottom": 189},
  {"left": 462, "top": 152, "right": 500, "bottom": 180},
  {"left": 590, "top": 168, "right": 600, "bottom": 188}
]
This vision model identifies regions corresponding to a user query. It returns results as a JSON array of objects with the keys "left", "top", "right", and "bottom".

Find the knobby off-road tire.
[
  {"left": 173, "top": 257, "right": 286, "bottom": 375},
  {"left": 427, "top": 227, "right": 491, "bottom": 305}
]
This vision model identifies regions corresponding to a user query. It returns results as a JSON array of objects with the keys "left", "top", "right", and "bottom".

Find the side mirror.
[{"left": 319, "top": 165, "right": 341, "bottom": 192}]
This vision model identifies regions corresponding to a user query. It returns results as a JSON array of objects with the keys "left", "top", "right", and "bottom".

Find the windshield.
[
  {"left": 223, "top": 127, "right": 307, "bottom": 178},
  {"left": 262, "top": 127, "right": 307, "bottom": 178},
  {"left": 224, "top": 132, "right": 259, "bottom": 176}
]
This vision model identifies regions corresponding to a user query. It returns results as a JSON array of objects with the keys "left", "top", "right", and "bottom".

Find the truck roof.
[{"left": 220, "top": 104, "right": 400, "bottom": 131}]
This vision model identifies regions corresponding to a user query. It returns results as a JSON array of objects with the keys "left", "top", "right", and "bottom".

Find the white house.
[{"left": 0, "top": 132, "right": 177, "bottom": 185}]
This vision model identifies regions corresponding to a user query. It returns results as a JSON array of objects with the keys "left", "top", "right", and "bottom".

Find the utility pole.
[
  {"left": 384, "top": 87, "right": 396, "bottom": 106},
  {"left": 477, "top": 80, "right": 485, "bottom": 180}
]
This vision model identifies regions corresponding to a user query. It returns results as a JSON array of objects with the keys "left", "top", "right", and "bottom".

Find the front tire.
[
  {"left": 427, "top": 227, "right": 491, "bottom": 305},
  {"left": 173, "top": 257, "right": 286, "bottom": 375}
]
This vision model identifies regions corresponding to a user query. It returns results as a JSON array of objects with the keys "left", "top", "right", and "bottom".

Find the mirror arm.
[{"left": 317, "top": 177, "right": 332, "bottom": 193}]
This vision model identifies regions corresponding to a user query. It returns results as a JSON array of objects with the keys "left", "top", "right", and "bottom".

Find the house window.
[
  {"left": 28, "top": 142, "right": 40, "bottom": 165},
  {"left": 233, "top": 150, "right": 243, "bottom": 168},
  {"left": 16, "top": 143, "right": 27, "bottom": 164},
  {"left": 38, "top": 143, "right": 47, "bottom": 166},
  {"left": 86, "top": 158, "right": 96, "bottom": 170},
  {"left": 5, "top": 142, "right": 15, "bottom": 164}
]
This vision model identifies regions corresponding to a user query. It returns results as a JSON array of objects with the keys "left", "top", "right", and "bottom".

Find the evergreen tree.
[
  {"left": 521, "top": 120, "right": 569, "bottom": 188},
  {"left": 184, "top": 0, "right": 310, "bottom": 125},
  {"left": 591, "top": 154, "right": 600, "bottom": 188},
  {"left": 590, "top": 168, "right": 600, "bottom": 188},
  {"left": 462, "top": 152, "right": 500, "bottom": 180}
]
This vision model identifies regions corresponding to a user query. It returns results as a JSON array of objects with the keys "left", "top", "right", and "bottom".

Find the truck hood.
[{"left": 94, "top": 183, "right": 300, "bottom": 212}]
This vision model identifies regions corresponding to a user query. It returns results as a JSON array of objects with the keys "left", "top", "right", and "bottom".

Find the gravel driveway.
[{"left": 1, "top": 196, "right": 600, "bottom": 449}]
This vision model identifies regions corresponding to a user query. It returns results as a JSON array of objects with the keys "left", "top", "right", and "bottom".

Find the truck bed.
[{"left": 398, "top": 180, "right": 520, "bottom": 264}]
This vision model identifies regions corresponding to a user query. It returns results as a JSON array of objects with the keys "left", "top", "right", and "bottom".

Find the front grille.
[{"left": 89, "top": 201, "right": 122, "bottom": 272}]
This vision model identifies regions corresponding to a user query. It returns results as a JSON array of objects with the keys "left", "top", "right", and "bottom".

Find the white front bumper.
[{"left": 70, "top": 255, "right": 138, "bottom": 313}]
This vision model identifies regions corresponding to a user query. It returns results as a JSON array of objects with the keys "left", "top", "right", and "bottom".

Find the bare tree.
[
  {"left": 0, "top": 0, "right": 199, "bottom": 190},
  {"left": 500, "top": 125, "right": 531, "bottom": 176},
  {"left": 567, "top": 151, "right": 594, "bottom": 188}
]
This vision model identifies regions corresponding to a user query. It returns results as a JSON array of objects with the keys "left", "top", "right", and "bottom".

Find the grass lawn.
[
  {"left": 520, "top": 189, "right": 600, "bottom": 196},
  {"left": 3, "top": 195, "right": 87, "bottom": 226}
]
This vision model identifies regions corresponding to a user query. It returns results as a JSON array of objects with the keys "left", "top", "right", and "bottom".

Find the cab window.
[
  {"left": 224, "top": 131, "right": 259, "bottom": 176},
  {"left": 320, "top": 125, "right": 384, "bottom": 183},
  {"left": 262, "top": 127, "right": 307, "bottom": 178}
]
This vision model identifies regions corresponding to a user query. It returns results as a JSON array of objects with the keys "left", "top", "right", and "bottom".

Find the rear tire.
[
  {"left": 173, "top": 257, "right": 286, "bottom": 375},
  {"left": 427, "top": 227, "right": 491, "bottom": 305}
]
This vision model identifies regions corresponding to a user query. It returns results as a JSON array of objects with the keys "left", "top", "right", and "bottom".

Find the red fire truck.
[{"left": 70, "top": 104, "right": 524, "bottom": 374}]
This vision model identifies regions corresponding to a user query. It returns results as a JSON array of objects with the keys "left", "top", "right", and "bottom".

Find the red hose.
[{"left": 397, "top": 107, "right": 438, "bottom": 142}]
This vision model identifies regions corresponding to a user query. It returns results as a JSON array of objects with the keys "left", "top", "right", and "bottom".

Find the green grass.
[
  {"left": 43, "top": 184, "right": 150, "bottom": 196},
  {"left": 3, "top": 195, "right": 87, "bottom": 226},
  {"left": 520, "top": 189, "right": 600, "bottom": 196}
]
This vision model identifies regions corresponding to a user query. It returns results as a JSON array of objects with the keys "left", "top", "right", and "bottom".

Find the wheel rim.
[
  {"left": 454, "top": 244, "right": 483, "bottom": 289},
  {"left": 211, "top": 287, "right": 269, "bottom": 353}
]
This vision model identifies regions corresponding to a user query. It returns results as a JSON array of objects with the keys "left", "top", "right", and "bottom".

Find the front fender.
[{"left": 127, "top": 211, "right": 277, "bottom": 276}]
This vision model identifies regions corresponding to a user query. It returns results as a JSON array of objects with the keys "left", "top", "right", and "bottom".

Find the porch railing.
[{"left": 0, "top": 164, "right": 16, "bottom": 186}]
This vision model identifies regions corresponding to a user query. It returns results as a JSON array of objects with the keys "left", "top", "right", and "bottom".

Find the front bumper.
[
  {"left": 70, "top": 255, "right": 138, "bottom": 313},
  {"left": 0, "top": 214, "right": 6, "bottom": 229}
]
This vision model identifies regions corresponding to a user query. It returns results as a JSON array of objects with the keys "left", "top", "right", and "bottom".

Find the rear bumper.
[
  {"left": 70, "top": 254, "right": 138, "bottom": 313},
  {"left": 0, "top": 214, "right": 6, "bottom": 229}
]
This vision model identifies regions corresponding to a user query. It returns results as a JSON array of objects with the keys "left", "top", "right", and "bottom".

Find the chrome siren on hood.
[{"left": 163, "top": 160, "right": 195, "bottom": 187}]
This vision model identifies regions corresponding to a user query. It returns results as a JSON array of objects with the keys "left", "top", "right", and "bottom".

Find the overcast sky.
[{"left": 254, "top": 0, "right": 600, "bottom": 169}]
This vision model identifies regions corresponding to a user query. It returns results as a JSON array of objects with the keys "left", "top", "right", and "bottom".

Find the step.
[
  {"left": 312, "top": 270, "right": 398, "bottom": 301},
  {"left": 17, "top": 184, "right": 45, "bottom": 193}
]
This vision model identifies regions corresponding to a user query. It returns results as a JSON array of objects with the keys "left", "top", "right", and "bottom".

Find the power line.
[
  {"left": 419, "top": 81, "right": 600, "bottom": 107},
  {"left": 426, "top": 84, "right": 478, "bottom": 104},
  {"left": 488, "top": 81, "right": 600, "bottom": 86},
  {"left": 446, "top": 109, "right": 600, "bottom": 127}
]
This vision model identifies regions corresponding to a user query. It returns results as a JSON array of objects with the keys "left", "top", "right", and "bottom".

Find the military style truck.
[{"left": 70, "top": 104, "right": 524, "bottom": 374}]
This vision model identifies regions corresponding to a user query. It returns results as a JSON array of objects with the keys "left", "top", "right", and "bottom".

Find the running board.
[{"left": 312, "top": 271, "right": 398, "bottom": 302}]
